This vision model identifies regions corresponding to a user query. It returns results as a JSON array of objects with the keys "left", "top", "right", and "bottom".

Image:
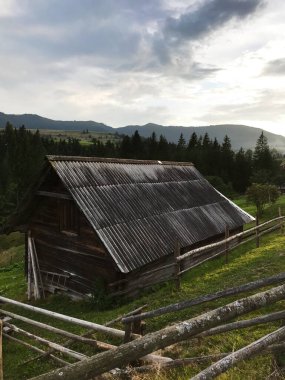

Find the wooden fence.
[
  {"left": 110, "top": 210, "right": 284, "bottom": 296},
  {"left": 175, "top": 212, "right": 284, "bottom": 289}
]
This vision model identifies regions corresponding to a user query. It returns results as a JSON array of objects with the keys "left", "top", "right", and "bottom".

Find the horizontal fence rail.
[
  {"left": 178, "top": 216, "right": 285, "bottom": 263},
  {"left": 121, "top": 272, "right": 285, "bottom": 324},
  {"left": 174, "top": 215, "right": 284, "bottom": 283}
]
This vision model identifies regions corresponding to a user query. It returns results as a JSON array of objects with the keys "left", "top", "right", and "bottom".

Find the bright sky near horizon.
[{"left": 0, "top": 0, "right": 285, "bottom": 136}]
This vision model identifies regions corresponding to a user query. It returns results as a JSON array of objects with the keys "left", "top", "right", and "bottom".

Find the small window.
[{"left": 59, "top": 200, "right": 79, "bottom": 235}]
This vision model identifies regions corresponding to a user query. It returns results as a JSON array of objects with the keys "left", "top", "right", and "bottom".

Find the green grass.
[
  {"left": 234, "top": 194, "right": 285, "bottom": 222},
  {"left": 1, "top": 197, "right": 285, "bottom": 379},
  {"left": 30, "top": 129, "right": 122, "bottom": 146}
]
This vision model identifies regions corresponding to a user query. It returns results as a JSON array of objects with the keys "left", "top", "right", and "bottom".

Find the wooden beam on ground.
[
  {"left": 29, "top": 283, "right": 285, "bottom": 380},
  {"left": 108, "top": 353, "right": 229, "bottom": 377},
  {"left": 0, "top": 296, "right": 132, "bottom": 339},
  {"left": 106, "top": 342, "right": 285, "bottom": 377},
  {"left": 0, "top": 309, "right": 98, "bottom": 347},
  {"left": 18, "top": 305, "right": 147, "bottom": 368},
  {"left": 198, "top": 310, "right": 285, "bottom": 338},
  {"left": 191, "top": 326, "right": 285, "bottom": 380},
  {"left": 4, "top": 322, "right": 87, "bottom": 361},
  {"left": 4, "top": 333, "right": 69, "bottom": 367},
  {"left": 122, "top": 272, "right": 285, "bottom": 324}
]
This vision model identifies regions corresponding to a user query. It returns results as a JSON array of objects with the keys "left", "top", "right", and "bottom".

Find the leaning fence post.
[
  {"left": 225, "top": 226, "right": 229, "bottom": 264},
  {"left": 255, "top": 214, "right": 260, "bottom": 248},
  {"left": 27, "top": 236, "right": 32, "bottom": 302},
  {"left": 279, "top": 207, "right": 284, "bottom": 235},
  {"left": 174, "top": 241, "right": 181, "bottom": 290}
]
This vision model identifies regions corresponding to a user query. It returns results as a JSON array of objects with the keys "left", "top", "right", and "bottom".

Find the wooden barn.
[{"left": 10, "top": 156, "right": 254, "bottom": 298}]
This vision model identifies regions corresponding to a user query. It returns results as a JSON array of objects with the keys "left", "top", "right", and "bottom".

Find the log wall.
[{"left": 26, "top": 174, "right": 119, "bottom": 296}]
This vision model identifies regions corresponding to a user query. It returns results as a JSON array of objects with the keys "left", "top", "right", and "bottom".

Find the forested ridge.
[{"left": 0, "top": 122, "right": 283, "bottom": 226}]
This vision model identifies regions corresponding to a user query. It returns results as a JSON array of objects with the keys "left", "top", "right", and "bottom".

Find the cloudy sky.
[{"left": 1, "top": 0, "right": 285, "bottom": 136}]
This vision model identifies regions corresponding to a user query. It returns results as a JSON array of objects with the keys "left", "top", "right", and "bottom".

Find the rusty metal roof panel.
[{"left": 48, "top": 156, "right": 254, "bottom": 273}]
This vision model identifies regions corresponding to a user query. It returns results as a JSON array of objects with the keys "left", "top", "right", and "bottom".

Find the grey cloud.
[
  {"left": 0, "top": 0, "right": 164, "bottom": 67},
  {"left": 0, "top": 0, "right": 265, "bottom": 91},
  {"left": 164, "top": 0, "right": 264, "bottom": 41},
  {"left": 263, "top": 58, "right": 285, "bottom": 76},
  {"left": 184, "top": 62, "right": 221, "bottom": 80},
  {"left": 200, "top": 90, "right": 285, "bottom": 123}
]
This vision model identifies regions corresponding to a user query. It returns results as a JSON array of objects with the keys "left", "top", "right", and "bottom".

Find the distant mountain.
[
  {"left": 1, "top": 112, "right": 284, "bottom": 152},
  {"left": 117, "top": 123, "right": 285, "bottom": 152},
  {"left": 0, "top": 112, "right": 113, "bottom": 133}
]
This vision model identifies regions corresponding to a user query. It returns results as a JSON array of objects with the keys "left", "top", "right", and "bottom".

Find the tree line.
[{"left": 0, "top": 122, "right": 283, "bottom": 225}]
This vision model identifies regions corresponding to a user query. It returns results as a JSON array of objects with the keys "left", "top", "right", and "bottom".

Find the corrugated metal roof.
[{"left": 47, "top": 156, "right": 254, "bottom": 273}]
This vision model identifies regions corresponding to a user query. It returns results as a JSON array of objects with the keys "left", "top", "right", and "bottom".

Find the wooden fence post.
[
  {"left": 174, "top": 241, "right": 181, "bottom": 291},
  {"left": 27, "top": 235, "right": 32, "bottom": 301},
  {"left": 132, "top": 309, "right": 145, "bottom": 336},
  {"left": 279, "top": 207, "right": 284, "bottom": 235},
  {"left": 256, "top": 214, "right": 260, "bottom": 248},
  {"left": 225, "top": 226, "right": 229, "bottom": 264},
  {"left": 123, "top": 322, "right": 132, "bottom": 343}
]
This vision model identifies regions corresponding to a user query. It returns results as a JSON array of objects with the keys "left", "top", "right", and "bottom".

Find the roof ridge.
[{"left": 46, "top": 155, "right": 194, "bottom": 166}]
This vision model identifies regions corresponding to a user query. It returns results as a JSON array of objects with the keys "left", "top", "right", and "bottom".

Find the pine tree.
[
  {"left": 176, "top": 133, "right": 186, "bottom": 161},
  {"left": 157, "top": 135, "right": 169, "bottom": 160},
  {"left": 187, "top": 132, "right": 198, "bottom": 149},
  {"left": 220, "top": 135, "right": 234, "bottom": 183},
  {"left": 233, "top": 148, "right": 252, "bottom": 193},
  {"left": 131, "top": 131, "right": 143, "bottom": 158},
  {"left": 253, "top": 132, "right": 274, "bottom": 172}
]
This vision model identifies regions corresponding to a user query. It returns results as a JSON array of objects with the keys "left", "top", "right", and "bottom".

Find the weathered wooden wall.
[{"left": 26, "top": 173, "right": 120, "bottom": 296}]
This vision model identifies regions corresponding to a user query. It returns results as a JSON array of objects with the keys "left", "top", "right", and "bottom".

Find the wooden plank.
[
  {"left": 0, "top": 309, "right": 98, "bottom": 347},
  {"left": 278, "top": 207, "right": 284, "bottom": 237},
  {"left": 32, "top": 238, "right": 45, "bottom": 299},
  {"left": 4, "top": 322, "right": 87, "bottom": 361},
  {"left": 27, "top": 244, "right": 32, "bottom": 301},
  {"left": 256, "top": 214, "right": 260, "bottom": 248},
  {"left": 110, "top": 343, "right": 285, "bottom": 377},
  {"left": 0, "top": 296, "right": 133, "bottom": 339},
  {"left": 28, "top": 234, "right": 40, "bottom": 300},
  {"left": 36, "top": 191, "right": 72, "bottom": 200},
  {"left": 192, "top": 326, "right": 285, "bottom": 380},
  {"left": 4, "top": 333, "right": 69, "bottom": 367},
  {"left": 199, "top": 310, "right": 285, "bottom": 337}
]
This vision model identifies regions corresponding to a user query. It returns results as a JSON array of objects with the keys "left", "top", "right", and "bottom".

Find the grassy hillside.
[
  {"left": 0, "top": 197, "right": 285, "bottom": 379},
  {"left": 36, "top": 129, "right": 122, "bottom": 146}
]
